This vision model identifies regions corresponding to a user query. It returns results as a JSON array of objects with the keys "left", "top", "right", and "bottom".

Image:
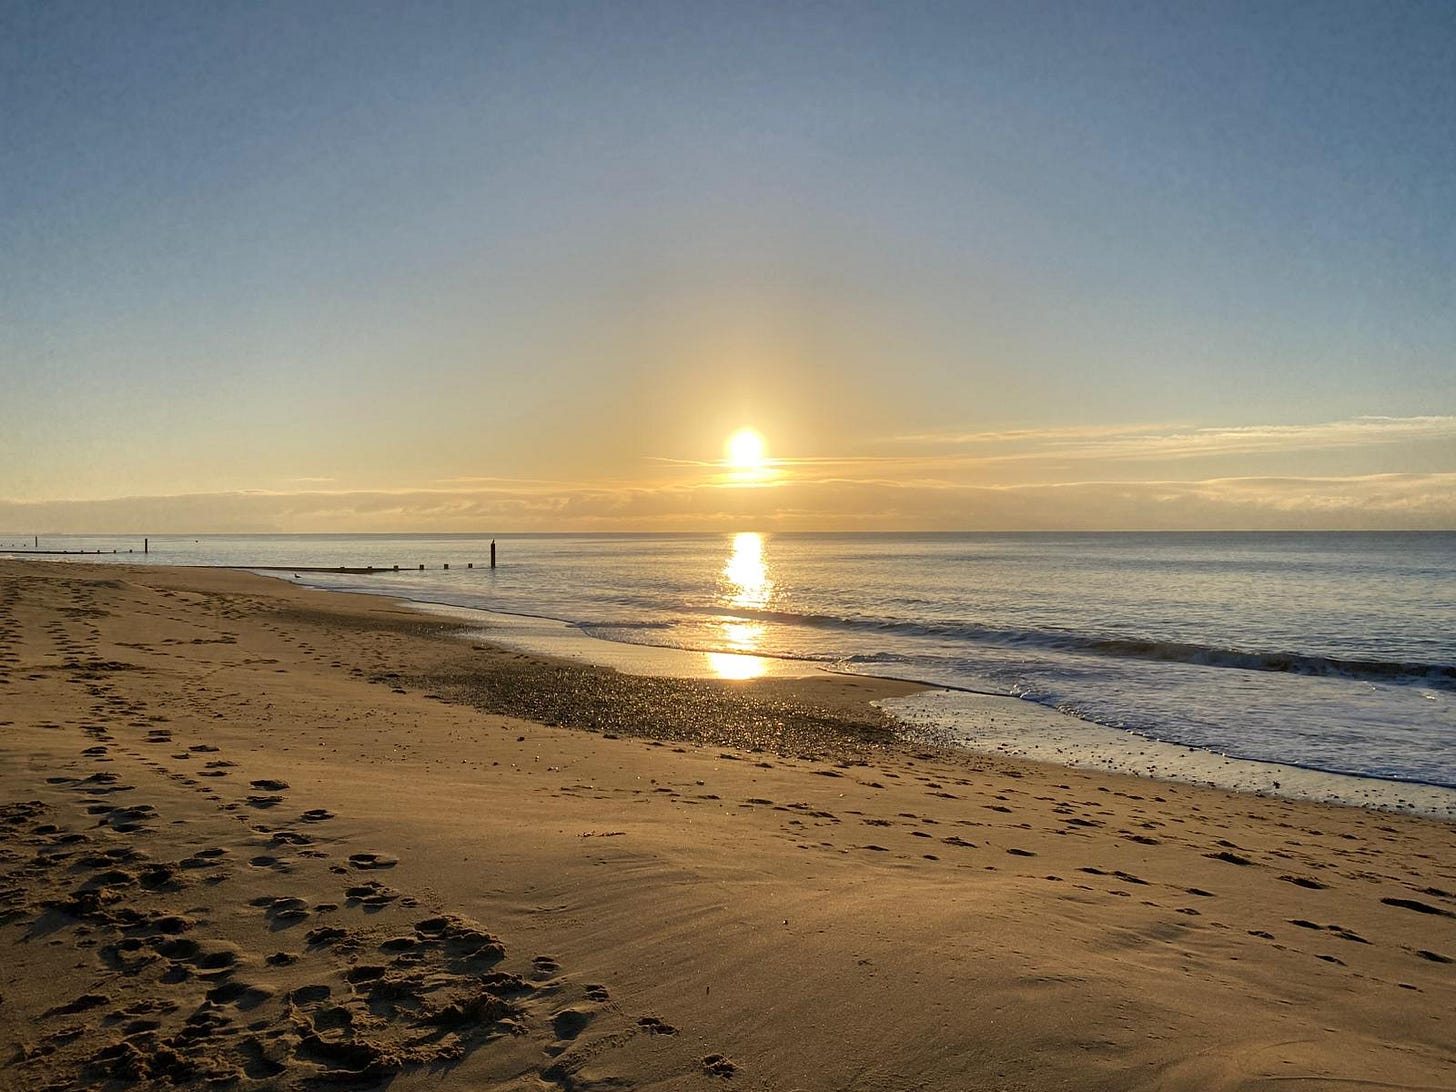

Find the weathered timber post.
[{"left": 490, "top": 540, "right": 496, "bottom": 569}]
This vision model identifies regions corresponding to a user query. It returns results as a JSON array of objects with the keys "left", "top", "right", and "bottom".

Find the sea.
[{"left": 9, "top": 531, "right": 1454, "bottom": 804}]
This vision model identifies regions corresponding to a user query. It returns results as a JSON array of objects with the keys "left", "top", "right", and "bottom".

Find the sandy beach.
[{"left": 1, "top": 559, "right": 1452, "bottom": 1090}]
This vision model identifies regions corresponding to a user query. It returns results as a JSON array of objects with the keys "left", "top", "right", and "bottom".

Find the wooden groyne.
[
  {"left": 2, "top": 536, "right": 147, "bottom": 554},
  {"left": 233, "top": 566, "right": 393, "bottom": 575},
  {"left": 5, "top": 537, "right": 499, "bottom": 572},
  {"left": 234, "top": 541, "right": 500, "bottom": 575},
  {"left": 231, "top": 565, "right": 447, "bottom": 575},
  {"left": 224, "top": 561, "right": 491, "bottom": 575},
  {"left": 0, "top": 548, "right": 140, "bottom": 555}
]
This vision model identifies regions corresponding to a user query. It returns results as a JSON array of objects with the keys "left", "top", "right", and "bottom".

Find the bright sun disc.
[{"left": 726, "top": 428, "right": 766, "bottom": 470}]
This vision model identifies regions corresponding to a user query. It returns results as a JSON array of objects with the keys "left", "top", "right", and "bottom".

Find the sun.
[{"left": 726, "top": 428, "right": 766, "bottom": 472}]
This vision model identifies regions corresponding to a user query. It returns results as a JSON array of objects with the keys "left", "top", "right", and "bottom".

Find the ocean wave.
[
  {"left": 839, "top": 651, "right": 910, "bottom": 665},
  {"left": 702, "top": 607, "right": 1456, "bottom": 689}
]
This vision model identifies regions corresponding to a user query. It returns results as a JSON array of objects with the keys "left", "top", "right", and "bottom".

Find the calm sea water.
[{"left": 11, "top": 531, "right": 1454, "bottom": 789}]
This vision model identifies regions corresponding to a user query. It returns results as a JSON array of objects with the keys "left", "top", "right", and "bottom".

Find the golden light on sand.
[{"left": 705, "top": 650, "right": 768, "bottom": 680}]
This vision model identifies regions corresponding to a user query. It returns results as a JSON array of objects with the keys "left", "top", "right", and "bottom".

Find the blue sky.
[{"left": 2, "top": 1, "right": 1452, "bottom": 529}]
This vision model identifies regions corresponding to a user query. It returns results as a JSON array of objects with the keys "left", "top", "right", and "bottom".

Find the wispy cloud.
[
  {"left": 888, "top": 422, "right": 1182, "bottom": 446},
  {"left": 430, "top": 475, "right": 597, "bottom": 488},
  {"left": 884, "top": 415, "right": 1456, "bottom": 465}
]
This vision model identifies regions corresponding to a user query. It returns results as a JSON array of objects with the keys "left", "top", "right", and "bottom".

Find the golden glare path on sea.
[{"left": 707, "top": 531, "right": 773, "bottom": 679}]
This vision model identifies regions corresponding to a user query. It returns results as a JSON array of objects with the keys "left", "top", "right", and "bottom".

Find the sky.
[{"left": 2, "top": 0, "right": 1453, "bottom": 532}]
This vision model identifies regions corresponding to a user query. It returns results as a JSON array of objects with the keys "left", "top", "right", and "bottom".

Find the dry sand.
[{"left": 0, "top": 559, "right": 1452, "bottom": 1090}]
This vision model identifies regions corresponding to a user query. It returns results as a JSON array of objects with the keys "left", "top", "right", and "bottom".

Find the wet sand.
[{"left": 1, "top": 559, "right": 1453, "bottom": 1090}]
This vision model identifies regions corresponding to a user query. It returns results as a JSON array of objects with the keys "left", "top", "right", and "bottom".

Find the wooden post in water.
[
  {"left": 443, "top": 563, "right": 449, "bottom": 570},
  {"left": 144, "top": 538, "right": 148, "bottom": 554},
  {"left": 490, "top": 540, "right": 496, "bottom": 569}
]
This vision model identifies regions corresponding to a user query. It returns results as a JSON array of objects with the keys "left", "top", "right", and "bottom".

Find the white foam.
[{"left": 883, "top": 689, "right": 1456, "bottom": 819}]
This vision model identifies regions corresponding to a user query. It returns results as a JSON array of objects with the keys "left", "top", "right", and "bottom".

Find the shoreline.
[
  {"left": 307, "top": 579, "right": 1456, "bottom": 819},
  {"left": 10, "top": 541, "right": 1452, "bottom": 809},
  {"left": 2, "top": 558, "right": 1454, "bottom": 1089}
]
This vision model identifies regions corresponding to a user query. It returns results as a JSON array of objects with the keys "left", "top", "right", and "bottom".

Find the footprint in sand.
[
  {"left": 637, "top": 1015, "right": 678, "bottom": 1035},
  {"left": 703, "top": 1053, "right": 738, "bottom": 1077},
  {"left": 548, "top": 1008, "right": 597, "bottom": 1051},
  {"left": 206, "top": 980, "right": 274, "bottom": 1010},
  {"left": 303, "top": 925, "right": 354, "bottom": 949},
  {"left": 1205, "top": 850, "right": 1255, "bottom": 866},
  {"left": 1381, "top": 897, "right": 1456, "bottom": 919},
  {"left": 42, "top": 992, "right": 110, "bottom": 1018},
  {"left": 344, "top": 881, "right": 399, "bottom": 908},
  {"left": 347, "top": 852, "right": 398, "bottom": 870}
]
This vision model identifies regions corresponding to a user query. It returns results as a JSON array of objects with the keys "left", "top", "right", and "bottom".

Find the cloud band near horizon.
[{"left": 3, "top": 472, "right": 1452, "bottom": 535}]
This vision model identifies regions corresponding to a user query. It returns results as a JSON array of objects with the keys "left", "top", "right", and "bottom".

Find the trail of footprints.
[
  {"left": 9, "top": 568, "right": 1449, "bottom": 1079},
  {"left": 578, "top": 749, "right": 1454, "bottom": 990},
  {"left": 2, "top": 782, "right": 534, "bottom": 1087},
  {"left": 1, "top": 572, "right": 734, "bottom": 1088}
]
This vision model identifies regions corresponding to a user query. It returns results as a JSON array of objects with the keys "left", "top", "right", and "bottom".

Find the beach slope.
[{"left": 1, "top": 560, "right": 1452, "bottom": 1090}]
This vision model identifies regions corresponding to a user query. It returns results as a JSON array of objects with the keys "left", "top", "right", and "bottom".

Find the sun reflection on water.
[
  {"left": 723, "top": 531, "right": 772, "bottom": 610},
  {"left": 719, "top": 619, "right": 764, "bottom": 651},
  {"left": 710, "top": 532, "right": 774, "bottom": 679}
]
